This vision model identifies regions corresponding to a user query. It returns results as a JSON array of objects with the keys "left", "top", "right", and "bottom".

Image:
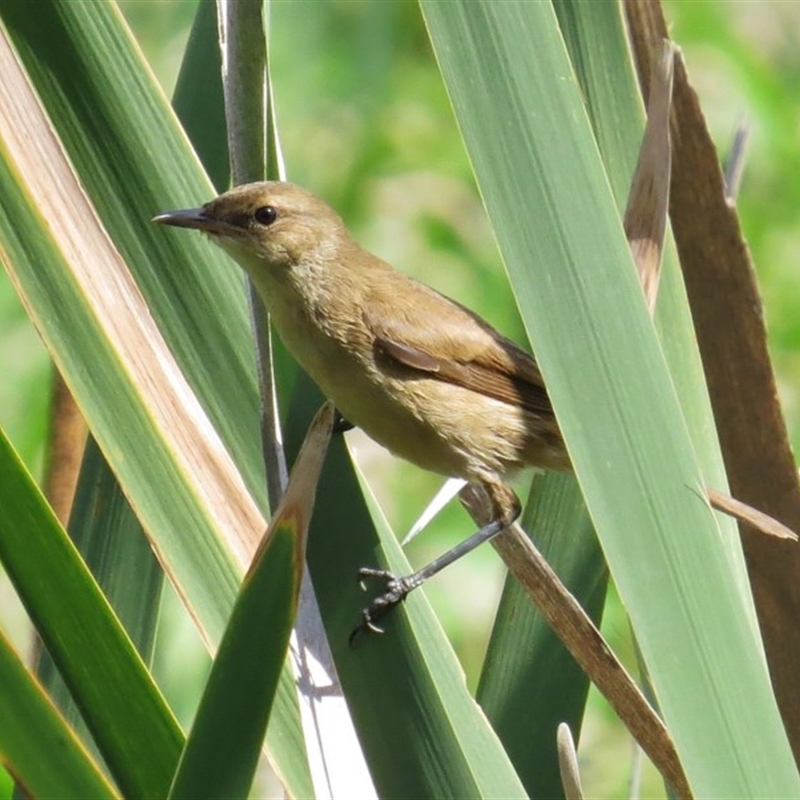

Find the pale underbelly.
[{"left": 312, "top": 354, "right": 561, "bottom": 482}]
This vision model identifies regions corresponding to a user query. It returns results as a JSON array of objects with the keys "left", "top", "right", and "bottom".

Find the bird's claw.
[
  {"left": 332, "top": 409, "right": 355, "bottom": 434},
  {"left": 349, "top": 567, "right": 412, "bottom": 646}
]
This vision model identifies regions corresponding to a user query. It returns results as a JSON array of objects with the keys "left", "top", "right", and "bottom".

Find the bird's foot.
[
  {"left": 349, "top": 568, "right": 416, "bottom": 645},
  {"left": 332, "top": 409, "right": 354, "bottom": 434}
]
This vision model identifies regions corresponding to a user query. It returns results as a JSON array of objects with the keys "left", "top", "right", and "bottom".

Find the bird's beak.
[{"left": 152, "top": 207, "right": 231, "bottom": 236}]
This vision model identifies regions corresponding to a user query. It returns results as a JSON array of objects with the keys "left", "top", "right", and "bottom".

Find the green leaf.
[
  {"left": 0, "top": 628, "right": 118, "bottom": 800},
  {"left": 173, "top": 0, "right": 228, "bottom": 193},
  {"left": 0, "top": 423, "right": 182, "bottom": 799},
  {"left": 477, "top": 473, "right": 605, "bottom": 798},
  {"left": 169, "top": 404, "right": 332, "bottom": 800},
  {"left": 37, "top": 437, "right": 165, "bottom": 759},
  {"left": 422, "top": 1, "right": 799, "bottom": 796}
]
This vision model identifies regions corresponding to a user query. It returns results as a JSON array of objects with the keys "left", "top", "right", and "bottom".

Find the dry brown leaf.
[{"left": 624, "top": 40, "right": 674, "bottom": 312}]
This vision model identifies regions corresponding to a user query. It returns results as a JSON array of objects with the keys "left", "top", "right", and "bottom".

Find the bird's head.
[{"left": 153, "top": 181, "right": 349, "bottom": 275}]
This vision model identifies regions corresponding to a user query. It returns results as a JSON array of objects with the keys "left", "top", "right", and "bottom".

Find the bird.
[{"left": 154, "top": 181, "right": 568, "bottom": 638}]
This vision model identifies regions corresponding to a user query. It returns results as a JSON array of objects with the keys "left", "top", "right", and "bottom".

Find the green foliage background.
[{"left": 1, "top": 1, "right": 798, "bottom": 796}]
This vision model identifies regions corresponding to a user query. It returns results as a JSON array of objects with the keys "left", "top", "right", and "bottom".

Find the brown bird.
[{"left": 154, "top": 181, "right": 568, "bottom": 638}]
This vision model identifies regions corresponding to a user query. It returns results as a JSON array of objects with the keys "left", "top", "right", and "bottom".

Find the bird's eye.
[{"left": 254, "top": 205, "right": 278, "bottom": 226}]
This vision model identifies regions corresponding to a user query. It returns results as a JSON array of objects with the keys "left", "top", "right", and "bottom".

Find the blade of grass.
[
  {"left": 41, "top": 371, "right": 85, "bottom": 525},
  {"left": 422, "top": 1, "right": 798, "bottom": 795},
  {"left": 553, "top": 0, "right": 738, "bottom": 512},
  {"left": 478, "top": 19, "right": 677, "bottom": 797},
  {"left": 170, "top": 4, "right": 321, "bottom": 793},
  {"left": 66, "top": 438, "right": 164, "bottom": 665},
  {"left": 172, "top": 0, "right": 228, "bottom": 193},
  {"left": 37, "top": 437, "right": 165, "bottom": 759},
  {"left": 0, "top": 422, "right": 182, "bottom": 799},
  {"left": 0, "top": 628, "right": 118, "bottom": 800},
  {"left": 556, "top": 723, "right": 584, "bottom": 800},
  {"left": 463, "top": 484, "right": 690, "bottom": 797},
  {"left": 625, "top": 0, "right": 800, "bottom": 763},
  {"left": 623, "top": 40, "right": 673, "bottom": 311},
  {"left": 169, "top": 404, "right": 333, "bottom": 800},
  {"left": 476, "top": 473, "right": 605, "bottom": 799},
  {"left": 215, "top": 2, "right": 374, "bottom": 794},
  {"left": 479, "top": 2, "right": 680, "bottom": 796},
  {"left": 476, "top": 4, "right": 668, "bottom": 793}
]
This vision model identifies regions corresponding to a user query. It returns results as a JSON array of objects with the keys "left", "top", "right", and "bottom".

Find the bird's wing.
[{"left": 363, "top": 279, "right": 553, "bottom": 417}]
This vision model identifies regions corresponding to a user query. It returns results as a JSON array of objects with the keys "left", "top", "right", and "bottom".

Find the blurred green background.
[{"left": 1, "top": 2, "right": 797, "bottom": 796}]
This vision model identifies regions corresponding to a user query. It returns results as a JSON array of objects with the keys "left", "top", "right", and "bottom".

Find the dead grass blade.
[{"left": 624, "top": 40, "right": 674, "bottom": 311}]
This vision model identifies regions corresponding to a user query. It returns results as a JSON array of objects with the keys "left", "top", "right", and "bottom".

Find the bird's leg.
[
  {"left": 332, "top": 409, "right": 354, "bottom": 434},
  {"left": 350, "top": 482, "right": 520, "bottom": 644}
]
